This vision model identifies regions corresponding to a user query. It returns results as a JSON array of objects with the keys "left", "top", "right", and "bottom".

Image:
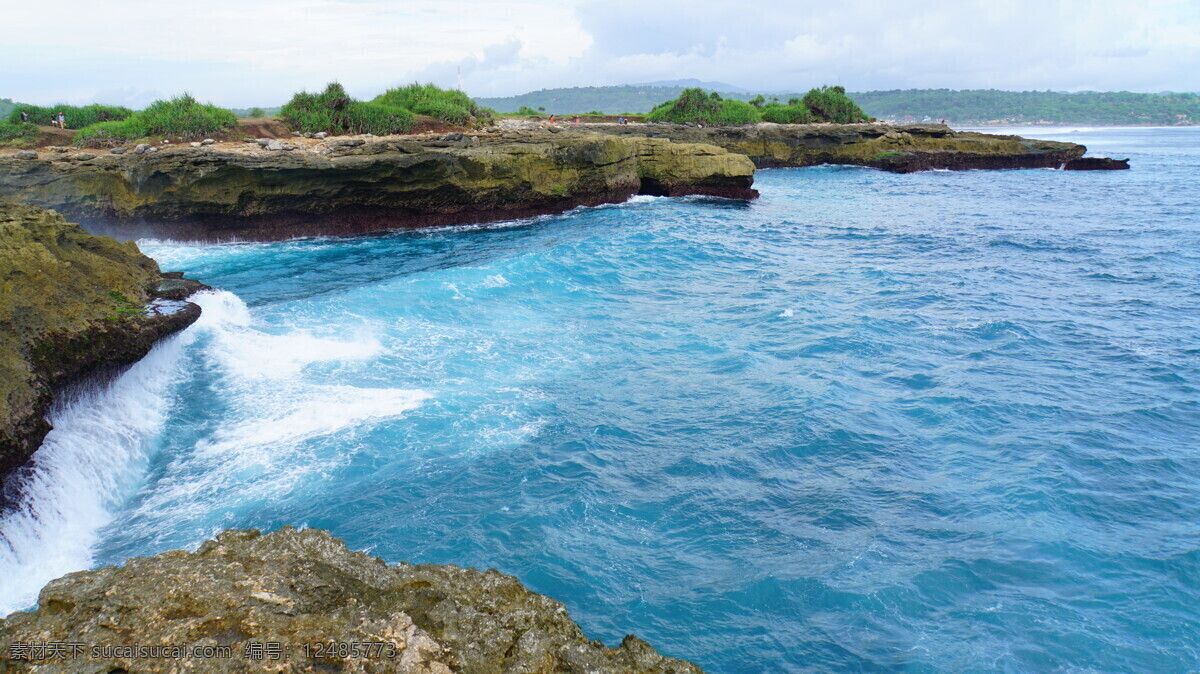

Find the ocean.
[{"left": 2, "top": 127, "right": 1197, "bottom": 671}]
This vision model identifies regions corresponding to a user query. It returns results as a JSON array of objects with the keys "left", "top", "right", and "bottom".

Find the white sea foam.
[
  {"left": 0, "top": 307, "right": 198, "bottom": 614},
  {"left": 0, "top": 290, "right": 428, "bottom": 613}
]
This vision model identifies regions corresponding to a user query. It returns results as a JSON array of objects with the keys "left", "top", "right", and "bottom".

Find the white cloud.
[{"left": 1, "top": 0, "right": 1197, "bottom": 107}]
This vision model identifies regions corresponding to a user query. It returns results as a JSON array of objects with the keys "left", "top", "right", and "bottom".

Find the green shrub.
[
  {"left": 516, "top": 105, "right": 538, "bottom": 116},
  {"left": 760, "top": 102, "right": 816, "bottom": 124},
  {"left": 73, "top": 94, "right": 236, "bottom": 147},
  {"left": 648, "top": 86, "right": 867, "bottom": 125},
  {"left": 9, "top": 104, "right": 133, "bottom": 129},
  {"left": 801, "top": 85, "right": 868, "bottom": 124},
  {"left": 73, "top": 118, "right": 148, "bottom": 147},
  {"left": 373, "top": 83, "right": 493, "bottom": 127},
  {"left": 281, "top": 83, "right": 415, "bottom": 135},
  {"left": 645, "top": 88, "right": 761, "bottom": 126},
  {"left": 138, "top": 94, "right": 237, "bottom": 137},
  {"left": 0, "top": 121, "right": 39, "bottom": 145}
]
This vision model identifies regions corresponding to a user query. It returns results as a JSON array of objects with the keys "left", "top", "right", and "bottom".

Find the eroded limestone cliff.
[
  {"left": 588, "top": 122, "right": 1091, "bottom": 172},
  {"left": 0, "top": 133, "right": 757, "bottom": 242},
  {"left": 0, "top": 527, "right": 703, "bottom": 673},
  {"left": 0, "top": 200, "right": 205, "bottom": 481}
]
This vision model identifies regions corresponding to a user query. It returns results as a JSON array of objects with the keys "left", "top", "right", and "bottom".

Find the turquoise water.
[{"left": 3, "top": 127, "right": 1199, "bottom": 671}]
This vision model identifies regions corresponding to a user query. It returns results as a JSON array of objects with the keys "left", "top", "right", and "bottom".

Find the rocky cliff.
[
  {"left": 0, "top": 527, "right": 703, "bottom": 673},
  {"left": 587, "top": 122, "right": 1094, "bottom": 172},
  {"left": 0, "top": 200, "right": 205, "bottom": 484},
  {"left": 0, "top": 133, "right": 757, "bottom": 242}
]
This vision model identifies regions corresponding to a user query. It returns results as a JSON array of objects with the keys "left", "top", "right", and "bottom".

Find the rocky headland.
[
  {"left": 0, "top": 199, "right": 206, "bottom": 487},
  {"left": 0, "top": 122, "right": 1129, "bottom": 242},
  {"left": 0, "top": 527, "right": 703, "bottom": 673},
  {"left": 586, "top": 122, "right": 1115, "bottom": 172},
  {"left": 0, "top": 132, "right": 756, "bottom": 242}
]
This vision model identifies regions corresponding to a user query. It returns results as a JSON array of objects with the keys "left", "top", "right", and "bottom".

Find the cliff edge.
[
  {"left": 0, "top": 200, "right": 205, "bottom": 483},
  {"left": 0, "top": 133, "right": 757, "bottom": 242},
  {"left": 0, "top": 527, "right": 703, "bottom": 673}
]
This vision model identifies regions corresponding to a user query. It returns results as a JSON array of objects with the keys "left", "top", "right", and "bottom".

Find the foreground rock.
[
  {"left": 0, "top": 133, "right": 756, "bottom": 241},
  {"left": 0, "top": 200, "right": 206, "bottom": 485},
  {"left": 0, "top": 527, "right": 702, "bottom": 673},
  {"left": 590, "top": 122, "right": 1100, "bottom": 172}
]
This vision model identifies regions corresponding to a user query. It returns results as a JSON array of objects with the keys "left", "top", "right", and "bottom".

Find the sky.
[{"left": 2, "top": 0, "right": 1198, "bottom": 107}]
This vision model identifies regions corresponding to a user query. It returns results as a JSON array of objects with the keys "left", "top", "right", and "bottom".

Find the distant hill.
[
  {"left": 476, "top": 86, "right": 1200, "bottom": 125},
  {"left": 0, "top": 98, "right": 18, "bottom": 119},
  {"left": 854, "top": 89, "right": 1200, "bottom": 125},
  {"left": 634, "top": 79, "right": 747, "bottom": 92},
  {"left": 475, "top": 85, "right": 779, "bottom": 115}
]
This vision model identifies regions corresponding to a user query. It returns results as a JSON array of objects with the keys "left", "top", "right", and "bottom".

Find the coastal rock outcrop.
[
  {"left": 589, "top": 123, "right": 1093, "bottom": 172},
  {"left": 0, "top": 527, "right": 703, "bottom": 673},
  {"left": 0, "top": 200, "right": 206, "bottom": 483},
  {"left": 0, "top": 134, "right": 757, "bottom": 241}
]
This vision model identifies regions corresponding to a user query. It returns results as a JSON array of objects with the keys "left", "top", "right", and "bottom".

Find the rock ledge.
[{"left": 0, "top": 527, "right": 703, "bottom": 673}]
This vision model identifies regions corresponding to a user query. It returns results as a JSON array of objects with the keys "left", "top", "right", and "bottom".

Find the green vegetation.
[
  {"left": 0, "top": 121, "right": 38, "bottom": 147},
  {"left": 73, "top": 94, "right": 237, "bottom": 147},
  {"left": 282, "top": 82, "right": 494, "bottom": 135},
  {"left": 645, "top": 89, "right": 759, "bottom": 125},
  {"left": 645, "top": 86, "right": 865, "bottom": 126},
  {"left": 373, "top": 83, "right": 493, "bottom": 127},
  {"left": 853, "top": 89, "right": 1200, "bottom": 125},
  {"left": 0, "top": 98, "right": 16, "bottom": 119},
  {"left": 7, "top": 103, "right": 132, "bottom": 129},
  {"left": 516, "top": 105, "right": 539, "bottom": 116},
  {"left": 282, "top": 83, "right": 414, "bottom": 135},
  {"left": 800, "top": 86, "right": 868, "bottom": 124}
]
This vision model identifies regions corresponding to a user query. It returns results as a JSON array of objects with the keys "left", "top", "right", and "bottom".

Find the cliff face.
[
  {"left": 0, "top": 200, "right": 204, "bottom": 481},
  {"left": 0, "top": 527, "right": 703, "bottom": 673},
  {"left": 588, "top": 123, "right": 1089, "bottom": 172},
  {"left": 0, "top": 133, "right": 757, "bottom": 242}
]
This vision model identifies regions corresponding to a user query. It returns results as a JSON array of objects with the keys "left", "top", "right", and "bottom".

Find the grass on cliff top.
[
  {"left": 282, "top": 83, "right": 414, "bottom": 136},
  {"left": 282, "top": 82, "right": 496, "bottom": 136},
  {"left": 373, "top": 83, "right": 494, "bottom": 127},
  {"left": 73, "top": 95, "right": 237, "bottom": 147},
  {"left": 647, "top": 86, "right": 869, "bottom": 126},
  {"left": 0, "top": 121, "right": 39, "bottom": 148},
  {"left": 7, "top": 103, "right": 133, "bottom": 129}
]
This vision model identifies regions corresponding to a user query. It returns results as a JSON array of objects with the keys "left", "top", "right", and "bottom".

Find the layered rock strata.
[
  {"left": 0, "top": 134, "right": 757, "bottom": 242},
  {"left": 588, "top": 123, "right": 1098, "bottom": 172},
  {"left": 0, "top": 527, "right": 703, "bottom": 673},
  {"left": 0, "top": 200, "right": 205, "bottom": 483}
]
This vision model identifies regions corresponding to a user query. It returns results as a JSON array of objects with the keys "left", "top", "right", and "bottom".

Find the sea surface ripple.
[{"left": 2, "top": 127, "right": 1198, "bottom": 671}]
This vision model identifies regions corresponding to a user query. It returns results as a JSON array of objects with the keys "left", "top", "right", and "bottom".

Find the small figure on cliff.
[
  {"left": 548, "top": 114, "right": 555, "bottom": 124},
  {"left": 572, "top": 115, "right": 580, "bottom": 127},
  {"left": 58, "top": 112, "right": 67, "bottom": 129},
  {"left": 618, "top": 116, "right": 624, "bottom": 125},
  {"left": 20, "top": 110, "right": 29, "bottom": 123}
]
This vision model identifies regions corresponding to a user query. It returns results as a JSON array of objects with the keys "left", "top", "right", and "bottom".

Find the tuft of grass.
[
  {"left": 760, "top": 99, "right": 817, "bottom": 124},
  {"left": 0, "top": 121, "right": 40, "bottom": 147},
  {"left": 73, "top": 94, "right": 236, "bottom": 147},
  {"left": 9, "top": 103, "right": 133, "bottom": 129},
  {"left": 281, "top": 82, "right": 415, "bottom": 136},
  {"left": 373, "top": 83, "right": 494, "bottom": 127}
]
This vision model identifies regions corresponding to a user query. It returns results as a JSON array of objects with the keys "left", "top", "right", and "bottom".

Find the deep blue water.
[{"left": 3, "top": 127, "right": 1199, "bottom": 671}]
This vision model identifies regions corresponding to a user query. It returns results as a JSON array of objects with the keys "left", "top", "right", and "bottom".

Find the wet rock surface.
[
  {"left": 1063, "top": 156, "right": 1131, "bottom": 170},
  {"left": 0, "top": 200, "right": 207, "bottom": 486},
  {"left": 0, "top": 527, "right": 703, "bottom": 673}
]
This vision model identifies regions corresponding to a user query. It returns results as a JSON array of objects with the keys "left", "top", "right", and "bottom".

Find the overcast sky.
[{"left": 3, "top": 0, "right": 1197, "bottom": 107}]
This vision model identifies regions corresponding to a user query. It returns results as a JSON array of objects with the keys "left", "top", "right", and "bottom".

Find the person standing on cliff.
[
  {"left": 58, "top": 111, "right": 67, "bottom": 129},
  {"left": 572, "top": 115, "right": 580, "bottom": 127},
  {"left": 20, "top": 110, "right": 29, "bottom": 123}
]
